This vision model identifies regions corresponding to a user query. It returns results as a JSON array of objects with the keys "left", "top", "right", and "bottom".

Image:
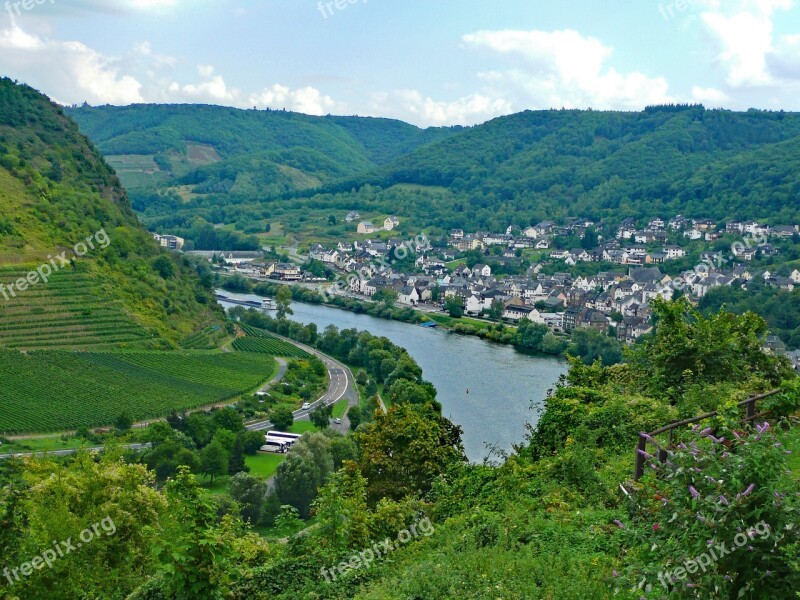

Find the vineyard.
[
  {"left": 181, "top": 325, "right": 228, "bottom": 350},
  {"left": 234, "top": 324, "right": 309, "bottom": 357},
  {"left": 0, "top": 349, "right": 277, "bottom": 433},
  {"left": 0, "top": 266, "right": 151, "bottom": 350}
]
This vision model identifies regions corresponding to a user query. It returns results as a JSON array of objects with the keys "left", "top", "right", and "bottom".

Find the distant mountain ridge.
[
  {"left": 67, "top": 103, "right": 800, "bottom": 237},
  {"left": 66, "top": 104, "right": 459, "bottom": 194}
]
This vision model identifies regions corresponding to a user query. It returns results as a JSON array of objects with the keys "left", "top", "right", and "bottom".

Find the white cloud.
[
  {"left": 368, "top": 90, "right": 512, "bottom": 126},
  {"left": 0, "top": 23, "right": 143, "bottom": 104},
  {"left": 691, "top": 85, "right": 731, "bottom": 105},
  {"left": 462, "top": 29, "right": 673, "bottom": 110},
  {"left": 700, "top": 0, "right": 795, "bottom": 86},
  {"left": 249, "top": 84, "right": 338, "bottom": 115}
]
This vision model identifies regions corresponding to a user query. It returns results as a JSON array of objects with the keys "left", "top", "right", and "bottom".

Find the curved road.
[{"left": 246, "top": 333, "right": 359, "bottom": 434}]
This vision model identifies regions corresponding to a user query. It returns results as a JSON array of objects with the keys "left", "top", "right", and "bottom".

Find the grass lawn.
[
  {"left": 288, "top": 421, "right": 316, "bottom": 434},
  {"left": 245, "top": 453, "right": 285, "bottom": 479},
  {"left": 428, "top": 313, "right": 517, "bottom": 333},
  {"left": 200, "top": 475, "right": 230, "bottom": 496},
  {"left": 331, "top": 397, "right": 349, "bottom": 419}
]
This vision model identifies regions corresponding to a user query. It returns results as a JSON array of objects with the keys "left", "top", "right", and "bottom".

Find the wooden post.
[{"left": 635, "top": 434, "right": 648, "bottom": 481}]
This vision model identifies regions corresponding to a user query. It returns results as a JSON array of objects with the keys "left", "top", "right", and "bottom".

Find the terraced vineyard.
[
  {"left": 0, "top": 349, "right": 277, "bottom": 433},
  {"left": 234, "top": 324, "right": 309, "bottom": 357},
  {"left": 0, "top": 266, "right": 152, "bottom": 350},
  {"left": 181, "top": 325, "right": 227, "bottom": 350}
]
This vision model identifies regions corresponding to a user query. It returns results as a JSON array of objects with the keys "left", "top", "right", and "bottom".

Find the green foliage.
[
  {"left": 619, "top": 425, "right": 800, "bottom": 598},
  {"left": 628, "top": 298, "right": 791, "bottom": 402},
  {"left": 269, "top": 405, "right": 294, "bottom": 431}
]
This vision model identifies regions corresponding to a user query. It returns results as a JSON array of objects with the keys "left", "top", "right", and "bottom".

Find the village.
[{"left": 197, "top": 213, "right": 800, "bottom": 370}]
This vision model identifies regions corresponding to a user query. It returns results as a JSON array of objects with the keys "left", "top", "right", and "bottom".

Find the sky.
[{"left": 1, "top": 0, "right": 799, "bottom": 127}]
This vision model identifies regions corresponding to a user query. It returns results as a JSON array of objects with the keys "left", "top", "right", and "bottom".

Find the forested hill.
[
  {"left": 354, "top": 106, "right": 800, "bottom": 224},
  {"left": 68, "top": 103, "right": 800, "bottom": 232},
  {"left": 66, "top": 104, "right": 459, "bottom": 194},
  {"left": 0, "top": 78, "right": 222, "bottom": 347}
]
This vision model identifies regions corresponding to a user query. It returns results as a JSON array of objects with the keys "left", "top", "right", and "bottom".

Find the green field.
[
  {"left": 0, "top": 267, "right": 152, "bottom": 350},
  {"left": 288, "top": 421, "right": 315, "bottom": 434},
  {"left": 0, "top": 350, "right": 277, "bottom": 434},
  {"left": 245, "top": 452, "right": 285, "bottom": 479},
  {"left": 233, "top": 325, "right": 309, "bottom": 357}
]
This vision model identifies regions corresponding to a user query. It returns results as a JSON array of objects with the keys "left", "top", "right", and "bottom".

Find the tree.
[
  {"left": 309, "top": 403, "right": 333, "bottom": 429},
  {"left": 152, "top": 254, "right": 176, "bottom": 279},
  {"left": 229, "top": 473, "right": 267, "bottom": 525},
  {"left": 445, "top": 295, "right": 464, "bottom": 318},
  {"left": 487, "top": 298, "right": 505, "bottom": 322},
  {"left": 275, "top": 286, "right": 293, "bottom": 320},
  {"left": 115, "top": 412, "right": 133, "bottom": 432},
  {"left": 270, "top": 404, "right": 294, "bottom": 431},
  {"left": 372, "top": 289, "right": 399, "bottom": 308},
  {"left": 274, "top": 433, "right": 334, "bottom": 518},
  {"left": 241, "top": 430, "right": 267, "bottom": 455},
  {"left": 327, "top": 214, "right": 337, "bottom": 225},
  {"left": 200, "top": 441, "right": 229, "bottom": 484},
  {"left": 356, "top": 404, "right": 465, "bottom": 503},
  {"left": 347, "top": 405, "right": 362, "bottom": 430}
]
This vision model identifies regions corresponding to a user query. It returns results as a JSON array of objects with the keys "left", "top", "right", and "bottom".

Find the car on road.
[{"left": 302, "top": 402, "right": 311, "bottom": 410}]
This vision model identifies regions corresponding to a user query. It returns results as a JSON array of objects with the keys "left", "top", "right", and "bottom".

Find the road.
[
  {"left": 0, "top": 443, "right": 151, "bottom": 461},
  {"left": 245, "top": 334, "right": 359, "bottom": 434}
]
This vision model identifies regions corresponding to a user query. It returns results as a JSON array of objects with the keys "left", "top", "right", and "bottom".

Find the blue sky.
[{"left": 1, "top": 0, "right": 799, "bottom": 126}]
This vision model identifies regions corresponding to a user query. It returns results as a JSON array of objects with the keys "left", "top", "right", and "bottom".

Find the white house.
[
  {"left": 384, "top": 216, "right": 400, "bottom": 231},
  {"left": 503, "top": 304, "right": 540, "bottom": 322},
  {"left": 663, "top": 245, "right": 686, "bottom": 260},
  {"left": 472, "top": 264, "right": 492, "bottom": 278},
  {"left": 791, "top": 269, "right": 800, "bottom": 283},
  {"left": 398, "top": 286, "right": 420, "bottom": 305},
  {"left": 683, "top": 228, "right": 703, "bottom": 241},
  {"left": 523, "top": 226, "right": 539, "bottom": 239},
  {"left": 358, "top": 221, "right": 377, "bottom": 234}
]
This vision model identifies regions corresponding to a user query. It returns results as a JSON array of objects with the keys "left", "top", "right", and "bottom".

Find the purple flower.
[
  {"left": 612, "top": 570, "right": 619, "bottom": 577},
  {"left": 737, "top": 484, "right": 756, "bottom": 499},
  {"left": 719, "top": 495, "right": 729, "bottom": 505},
  {"left": 613, "top": 520, "right": 625, "bottom": 529},
  {"left": 689, "top": 486, "right": 700, "bottom": 499}
]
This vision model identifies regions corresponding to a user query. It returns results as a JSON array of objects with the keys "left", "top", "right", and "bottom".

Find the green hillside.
[
  {"left": 0, "top": 78, "right": 223, "bottom": 347},
  {"left": 356, "top": 105, "right": 800, "bottom": 227},
  {"left": 73, "top": 104, "right": 800, "bottom": 248},
  {"left": 66, "top": 104, "right": 457, "bottom": 193}
]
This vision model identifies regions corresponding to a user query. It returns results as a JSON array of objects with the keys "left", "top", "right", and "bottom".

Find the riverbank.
[
  {"left": 217, "top": 290, "right": 568, "bottom": 461},
  {"left": 219, "top": 277, "right": 623, "bottom": 366}
]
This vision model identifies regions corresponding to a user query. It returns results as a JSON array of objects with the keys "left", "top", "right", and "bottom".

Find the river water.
[{"left": 218, "top": 291, "right": 566, "bottom": 461}]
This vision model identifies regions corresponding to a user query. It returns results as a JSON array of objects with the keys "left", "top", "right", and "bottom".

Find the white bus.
[
  {"left": 262, "top": 436, "right": 291, "bottom": 453},
  {"left": 269, "top": 431, "right": 302, "bottom": 444}
]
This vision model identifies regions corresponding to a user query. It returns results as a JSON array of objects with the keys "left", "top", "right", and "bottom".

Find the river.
[{"left": 218, "top": 291, "right": 567, "bottom": 462}]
